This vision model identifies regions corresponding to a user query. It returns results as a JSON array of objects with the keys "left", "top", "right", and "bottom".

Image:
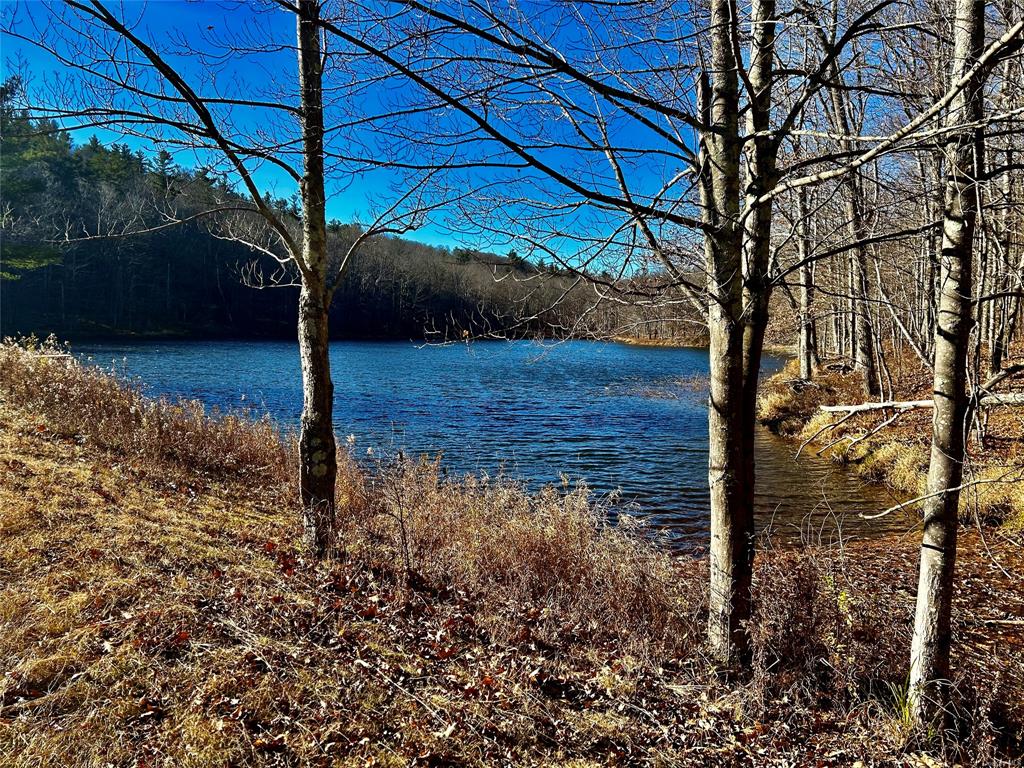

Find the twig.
[
  {"left": 353, "top": 658, "right": 451, "bottom": 732},
  {"left": 795, "top": 408, "right": 859, "bottom": 459},
  {"left": 844, "top": 408, "right": 908, "bottom": 451},
  {"left": 860, "top": 472, "right": 1024, "bottom": 519}
]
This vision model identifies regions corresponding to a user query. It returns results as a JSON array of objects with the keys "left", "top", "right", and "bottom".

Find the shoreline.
[
  {"left": 12, "top": 329, "right": 798, "bottom": 362},
  {"left": 52, "top": 335, "right": 933, "bottom": 539},
  {"left": 2, "top": 342, "right": 1022, "bottom": 764},
  {"left": 757, "top": 358, "right": 1024, "bottom": 531},
  {"left": 36, "top": 334, "right": 1015, "bottom": 534}
]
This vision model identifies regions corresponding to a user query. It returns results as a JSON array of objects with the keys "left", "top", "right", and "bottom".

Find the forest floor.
[{"left": 1, "top": 343, "right": 1024, "bottom": 767}]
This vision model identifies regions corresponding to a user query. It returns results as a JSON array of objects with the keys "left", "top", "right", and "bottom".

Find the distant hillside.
[{"left": 0, "top": 80, "right": 702, "bottom": 343}]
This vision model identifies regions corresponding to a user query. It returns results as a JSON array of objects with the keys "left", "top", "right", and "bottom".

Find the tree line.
[
  {"left": 2, "top": 0, "right": 1022, "bottom": 738},
  {"left": 1, "top": 97, "right": 639, "bottom": 341}
]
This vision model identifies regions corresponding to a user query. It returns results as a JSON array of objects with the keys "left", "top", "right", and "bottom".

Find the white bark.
[{"left": 909, "top": 0, "right": 986, "bottom": 730}]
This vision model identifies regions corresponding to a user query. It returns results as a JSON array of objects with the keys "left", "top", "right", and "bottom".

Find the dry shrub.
[
  {"left": 343, "top": 456, "right": 706, "bottom": 657},
  {"left": 749, "top": 544, "right": 910, "bottom": 711},
  {"left": 0, "top": 336, "right": 291, "bottom": 484}
]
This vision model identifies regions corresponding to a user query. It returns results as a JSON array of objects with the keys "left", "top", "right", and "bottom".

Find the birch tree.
[{"left": 909, "top": 0, "right": 986, "bottom": 730}]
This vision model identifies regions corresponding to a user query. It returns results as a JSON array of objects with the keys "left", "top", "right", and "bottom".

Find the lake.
[{"left": 74, "top": 339, "right": 912, "bottom": 545}]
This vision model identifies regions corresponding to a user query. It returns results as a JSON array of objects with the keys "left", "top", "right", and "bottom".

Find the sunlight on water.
[{"left": 75, "top": 339, "right": 913, "bottom": 545}]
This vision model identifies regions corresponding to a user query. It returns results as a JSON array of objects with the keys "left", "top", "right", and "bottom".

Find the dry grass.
[
  {"left": 0, "top": 336, "right": 292, "bottom": 486},
  {"left": 2, "top": 340, "right": 1023, "bottom": 766},
  {"left": 756, "top": 360, "right": 873, "bottom": 436},
  {"left": 347, "top": 459, "right": 703, "bottom": 656}
]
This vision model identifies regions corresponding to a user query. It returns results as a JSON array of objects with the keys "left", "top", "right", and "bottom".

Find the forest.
[
  {"left": 1, "top": 0, "right": 1023, "bottom": 765},
  {"left": 0, "top": 96, "right": 646, "bottom": 341}
]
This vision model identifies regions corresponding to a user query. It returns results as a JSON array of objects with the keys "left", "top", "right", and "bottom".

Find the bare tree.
[
  {"left": 3, "top": 0, "right": 438, "bottom": 556},
  {"left": 909, "top": 0, "right": 986, "bottom": 730},
  {"left": 312, "top": 0, "right": 1003, "bottom": 666}
]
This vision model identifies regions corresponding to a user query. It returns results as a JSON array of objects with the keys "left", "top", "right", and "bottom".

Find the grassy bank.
[
  {"left": 757, "top": 356, "right": 1024, "bottom": 530},
  {"left": 2, "top": 340, "right": 1023, "bottom": 766}
]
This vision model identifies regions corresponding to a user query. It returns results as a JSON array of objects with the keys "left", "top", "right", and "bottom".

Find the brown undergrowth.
[
  {"left": 758, "top": 353, "right": 1024, "bottom": 529},
  {"left": 1, "top": 339, "right": 1022, "bottom": 766}
]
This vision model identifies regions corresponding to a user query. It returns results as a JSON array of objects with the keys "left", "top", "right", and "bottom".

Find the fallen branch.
[
  {"left": 819, "top": 399, "right": 932, "bottom": 413},
  {"left": 844, "top": 408, "right": 907, "bottom": 450},
  {"left": 820, "top": 392, "right": 1024, "bottom": 413},
  {"left": 821, "top": 362, "right": 1024, "bottom": 414},
  {"left": 978, "top": 363, "right": 1024, "bottom": 394},
  {"left": 795, "top": 408, "right": 859, "bottom": 458},
  {"left": 978, "top": 392, "right": 1024, "bottom": 406},
  {"left": 860, "top": 472, "right": 1024, "bottom": 520}
]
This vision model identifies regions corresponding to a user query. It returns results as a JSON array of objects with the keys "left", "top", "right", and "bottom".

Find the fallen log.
[
  {"left": 820, "top": 399, "right": 932, "bottom": 413},
  {"left": 978, "top": 392, "right": 1024, "bottom": 407},
  {"left": 820, "top": 392, "right": 1024, "bottom": 413}
]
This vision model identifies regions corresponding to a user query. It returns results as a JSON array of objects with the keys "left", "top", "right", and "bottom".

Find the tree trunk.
[
  {"left": 850, "top": 228, "right": 880, "bottom": 397},
  {"left": 821, "top": 42, "right": 881, "bottom": 395},
  {"left": 848, "top": 258, "right": 858, "bottom": 364},
  {"left": 707, "top": 306, "right": 754, "bottom": 667},
  {"left": 988, "top": 26, "right": 1017, "bottom": 377},
  {"left": 909, "top": 0, "right": 984, "bottom": 730},
  {"left": 298, "top": 286, "right": 338, "bottom": 555},
  {"left": 740, "top": 0, "right": 777, "bottom": 403},
  {"left": 701, "top": 0, "right": 754, "bottom": 668},
  {"left": 840, "top": 165, "right": 879, "bottom": 395},
  {"left": 296, "top": 0, "right": 337, "bottom": 556},
  {"left": 703, "top": 0, "right": 777, "bottom": 668},
  {"left": 798, "top": 185, "right": 816, "bottom": 379}
]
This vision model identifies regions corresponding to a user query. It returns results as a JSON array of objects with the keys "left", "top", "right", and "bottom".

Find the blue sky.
[
  {"left": 1, "top": 0, "right": 703, "bottom": 269},
  {"left": 1, "top": 0, "right": 474, "bottom": 249}
]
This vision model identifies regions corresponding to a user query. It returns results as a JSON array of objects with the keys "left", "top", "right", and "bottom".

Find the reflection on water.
[{"left": 75, "top": 339, "right": 914, "bottom": 546}]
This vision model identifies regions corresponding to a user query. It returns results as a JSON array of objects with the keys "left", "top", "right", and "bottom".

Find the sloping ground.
[{"left": 1, "top": 355, "right": 1023, "bottom": 765}]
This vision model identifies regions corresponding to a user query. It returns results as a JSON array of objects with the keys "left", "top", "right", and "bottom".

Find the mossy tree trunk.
[{"left": 296, "top": 0, "right": 338, "bottom": 556}]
